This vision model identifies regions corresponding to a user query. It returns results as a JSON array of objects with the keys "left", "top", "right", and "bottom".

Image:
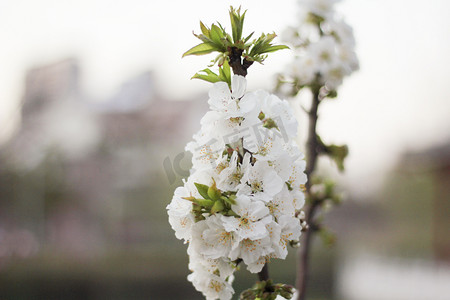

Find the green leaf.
[
  {"left": 193, "top": 32, "right": 212, "bottom": 43},
  {"left": 194, "top": 182, "right": 210, "bottom": 199},
  {"left": 263, "top": 32, "right": 277, "bottom": 44},
  {"left": 210, "top": 24, "right": 226, "bottom": 51},
  {"left": 224, "top": 33, "right": 234, "bottom": 47},
  {"left": 262, "top": 44, "right": 290, "bottom": 53},
  {"left": 192, "top": 69, "right": 222, "bottom": 84},
  {"left": 183, "top": 43, "right": 217, "bottom": 57},
  {"left": 200, "top": 21, "right": 210, "bottom": 38},
  {"left": 229, "top": 6, "right": 246, "bottom": 43},
  {"left": 192, "top": 198, "right": 214, "bottom": 208},
  {"left": 329, "top": 144, "right": 348, "bottom": 172},
  {"left": 247, "top": 32, "right": 289, "bottom": 62},
  {"left": 319, "top": 227, "right": 336, "bottom": 247},
  {"left": 229, "top": 9, "right": 238, "bottom": 43},
  {"left": 243, "top": 31, "right": 254, "bottom": 43},
  {"left": 219, "top": 59, "right": 231, "bottom": 87}
]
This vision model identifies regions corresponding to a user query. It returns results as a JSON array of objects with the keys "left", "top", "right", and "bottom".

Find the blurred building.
[
  {"left": 336, "top": 140, "right": 450, "bottom": 300},
  {"left": 399, "top": 142, "right": 450, "bottom": 262},
  {"left": 0, "top": 58, "right": 207, "bottom": 259}
]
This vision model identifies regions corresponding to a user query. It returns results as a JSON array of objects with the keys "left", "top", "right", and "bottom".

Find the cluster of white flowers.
[
  {"left": 167, "top": 75, "right": 307, "bottom": 300},
  {"left": 282, "top": 0, "right": 359, "bottom": 91}
]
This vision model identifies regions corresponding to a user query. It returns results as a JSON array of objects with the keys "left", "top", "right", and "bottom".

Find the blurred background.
[{"left": 0, "top": 0, "right": 449, "bottom": 299}]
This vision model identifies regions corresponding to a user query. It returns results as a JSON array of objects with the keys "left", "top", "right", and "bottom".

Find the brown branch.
[
  {"left": 258, "top": 264, "right": 270, "bottom": 282},
  {"left": 304, "top": 87, "right": 321, "bottom": 188},
  {"left": 228, "top": 47, "right": 254, "bottom": 76},
  {"left": 295, "top": 87, "right": 321, "bottom": 300}
]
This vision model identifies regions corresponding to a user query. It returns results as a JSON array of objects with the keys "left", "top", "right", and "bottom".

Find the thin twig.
[
  {"left": 296, "top": 87, "right": 321, "bottom": 300},
  {"left": 258, "top": 264, "right": 270, "bottom": 282}
]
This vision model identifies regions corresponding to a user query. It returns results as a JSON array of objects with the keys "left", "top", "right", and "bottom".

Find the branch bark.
[
  {"left": 258, "top": 264, "right": 270, "bottom": 282},
  {"left": 295, "top": 88, "right": 321, "bottom": 300},
  {"left": 228, "top": 47, "right": 254, "bottom": 77}
]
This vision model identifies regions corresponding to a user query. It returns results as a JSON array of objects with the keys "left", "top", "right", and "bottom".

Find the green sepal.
[
  {"left": 327, "top": 90, "right": 338, "bottom": 98},
  {"left": 285, "top": 181, "right": 293, "bottom": 191},
  {"left": 194, "top": 182, "right": 210, "bottom": 199},
  {"left": 263, "top": 118, "right": 279, "bottom": 130},
  {"left": 258, "top": 111, "right": 265, "bottom": 120},
  {"left": 225, "top": 209, "right": 239, "bottom": 217},
  {"left": 221, "top": 195, "right": 236, "bottom": 206},
  {"left": 181, "top": 196, "right": 196, "bottom": 201},
  {"left": 194, "top": 213, "right": 206, "bottom": 222}
]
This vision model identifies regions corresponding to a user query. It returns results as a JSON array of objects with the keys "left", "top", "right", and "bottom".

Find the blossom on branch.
[
  {"left": 279, "top": 0, "right": 359, "bottom": 95},
  {"left": 167, "top": 75, "right": 306, "bottom": 299}
]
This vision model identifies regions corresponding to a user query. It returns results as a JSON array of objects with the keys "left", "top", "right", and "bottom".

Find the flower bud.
[
  {"left": 211, "top": 199, "right": 225, "bottom": 214},
  {"left": 207, "top": 179, "right": 222, "bottom": 201}
]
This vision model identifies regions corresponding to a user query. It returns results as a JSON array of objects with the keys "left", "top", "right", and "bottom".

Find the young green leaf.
[
  {"left": 229, "top": 6, "right": 246, "bottom": 43},
  {"left": 192, "top": 69, "right": 222, "bottom": 84},
  {"left": 243, "top": 31, "right": 254, "bottom": 44},
  {"left": 262, "top": 44, "right": 290, "bottom": 54},
  {"left": 210, "top": 24, "right": 226, "bottom": 51},
  {"left": 183, "top": 43, "right": 217, "bottom": 57},
  {"left": 199, "top": 21, "right": 210, "bottom": 37},
  {"left": 219, "top": 60, "right": 231, "bottom": 87},
  {"left": 328, "top": 144, "right": 348, "bottom": 172},
  {"left": 194, "top": 182, "right": 210, "bottom": 199},
  {"left": 192, "top": 198, "right": 215, "bottom": 208}
]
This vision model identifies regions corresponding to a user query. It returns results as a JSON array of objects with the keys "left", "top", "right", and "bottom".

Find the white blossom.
[
  {"left": 298, "top": 0, "right": 341, "bottom": 18},
  {"left": 282, "top": 0, "right": 359, "bottom": 92},
  {"left": 273, "top": 215, "right": 302, "bottom": 259},
  {"left": 197, "top": 215, "right": 237, "bottom": 259},
  {"left": 239, "top": 160, "right": 284, "bottom": 202},
  {"left": 167, "top": 74, "right": 307, "bottom": 299},
  {"left": 216, "top": 151, "right": 246, "bottom": 192},
  {"left": 188, "top": 269, "right": 234, "bottom": 300},
  {"left": 167, "top": 186, "right": 195, "bottom": 242}
]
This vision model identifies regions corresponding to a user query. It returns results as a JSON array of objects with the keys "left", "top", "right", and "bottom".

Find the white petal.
[{"left": 231, "top": 75, "right": 247, "bottom": 99}]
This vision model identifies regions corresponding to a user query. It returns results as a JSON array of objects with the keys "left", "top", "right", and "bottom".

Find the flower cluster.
[
  {"left": 167, "top": 75, "right": 307, "bottom": 299},
  {"left": 281, "top": 0, "right": 359, "bottom": 93}
]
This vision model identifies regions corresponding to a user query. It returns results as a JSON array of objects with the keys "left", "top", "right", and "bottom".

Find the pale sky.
[{"left": 1, "top": 0, "right": 449, "bottom": 196}]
